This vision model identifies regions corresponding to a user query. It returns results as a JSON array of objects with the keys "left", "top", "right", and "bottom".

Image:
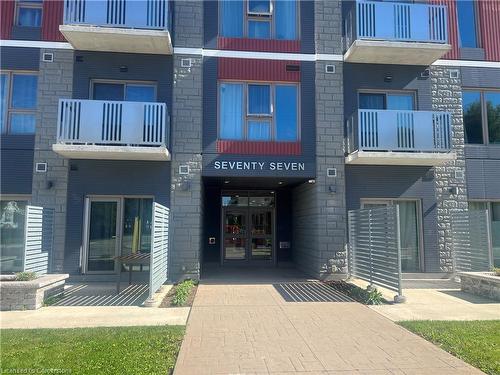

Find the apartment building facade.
[{"left": 0, "top": 0, "right": 498, "bottom": 281}]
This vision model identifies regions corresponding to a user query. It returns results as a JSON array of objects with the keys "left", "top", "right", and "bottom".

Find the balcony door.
[
  {"left": 361, "top": 199, "right": 423, "bottom": 272},
  {"left": 92, "top": 81, "right": 156, "bottom": 102},
  {"left": 359, "top": 92, "right": 415, "bottom": 110},
  {"left": 83, "top": 196, "right": 153, "bottom": 274}
]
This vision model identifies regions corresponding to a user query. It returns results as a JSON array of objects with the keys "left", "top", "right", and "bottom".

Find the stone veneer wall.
[
  {"left": 169, "top": 1, "right": 204, "bottom": 281},
  {"left": 292, "top": 0, "right": 346, "bottom": 279},
  {"left": 31, "top": 49, "right": 73, "bottom": 273},
  {"left": 430, "top": 66, "right": 468, "bottom": 272}
]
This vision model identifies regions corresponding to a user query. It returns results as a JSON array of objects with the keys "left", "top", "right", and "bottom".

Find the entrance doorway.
[
  {"left": 82, "top": 196, "right": 153, "bottom": 274},
  {"left": 221, "top": 191, "right": 275, "bottom": 264},
  {"left": 361, "top": 199, "right": 423, "bottom": 272}
]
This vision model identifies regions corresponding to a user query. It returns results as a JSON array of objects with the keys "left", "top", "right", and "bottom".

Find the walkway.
[
  {"left": 174, "top": 267, "right": 481, "bottom": 374},
  {"left": 0, "top": 283, "right": 189, "bottom": 329}
]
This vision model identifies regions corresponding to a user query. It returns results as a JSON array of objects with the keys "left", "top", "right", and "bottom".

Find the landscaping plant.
[
  {"left": 15, "top": 271, "right": 37, "bottom": 281},
  {"left": 171, "top": 279, "right": 196, "bottom": 306},
  {"left": 326, "top": 280, "right": 385, "bottom": 305}
]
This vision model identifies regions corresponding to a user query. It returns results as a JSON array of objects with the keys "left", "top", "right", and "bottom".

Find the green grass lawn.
[
  {"left": 1, "top": 326, "right": 185, "bottom": 375},
  {"left": 399, "top": 320, "right": 500, "bottom": 375}
]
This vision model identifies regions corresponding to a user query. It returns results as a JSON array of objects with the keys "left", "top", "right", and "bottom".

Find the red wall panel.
[
  {"left": 41, "top": 0, "right": 65, "bottom": 41},
  {"left": 1, "top": 1, "right": 15, "bottom": 40},
  {"left": 478, "top": 0, "right": 500, "bottom": 62},
  {"left": 431, "top": 0, "right": 460, "bottom": 60},
  {"left": 217, "top": 37, "right": 301, "bottom": 53},
  {"left": 218, "top": 58, "right": 300, "bottom": 82},
  {"left": 217, "top": 140, "right": 301, "bottom": 155}
]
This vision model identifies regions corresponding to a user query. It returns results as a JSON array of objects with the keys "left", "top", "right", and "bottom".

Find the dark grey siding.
[
  {"left": 300, "top": 1, "right": 315, "bottom": 54},
  {"left": 0, "top": 47, "right": 39, "bottom": 70},
  {"left": 466, "top": 159, "right": 500, "bottom": 200},
  {"left": 203, "top": 1, "right": 218, "bottom": 49},
  {"left": 346, "top": 165, "right": 440, "bottom": 272},
  {"left": 344, "top": 63, "right": 432, "bottom": 118},
  {"left": 72, "top": 51, "right": 173, "bottom": 107},
  {"left": 64, "top": 160, "right": 171, "bottom": 274},
  {"left": 460, "top": 67, "right": 500, "bottom": 89},
  {"left": 0, "top": 135, "right": 34, "bottom": 194}
]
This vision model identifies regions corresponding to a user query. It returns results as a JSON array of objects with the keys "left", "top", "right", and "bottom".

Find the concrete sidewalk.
[
  {"left": 350, "top": 277, "right": 500, "bottom": 321},
  {"left": 0, "top": 305, "right": 189, "bottom": 329},
  {"left": 174, "top": 280, "right": 482, "bottom": 374}
]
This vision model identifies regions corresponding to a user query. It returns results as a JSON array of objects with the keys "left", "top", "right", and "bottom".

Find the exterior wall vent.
[
  {"left": 35, "top": 163, "right": 47, "bottom": 173},
  {"left": 286, "top": 64, "right": 300, "bottom": 72},
  {"left": 42, "top": 53, "right": 54, "bottom": 62},
  {"left": 325, "top": 65, "right": 335, "bottom": 74},
  {"left": 449, "top": 69, "right": 459, "bottom": 79},
  {"left": 181, "top": 58, "right": 192, "bottom": 68},
  {"left": 327, "top": 168, "right": 337, "bottom": 177},
  {"left": 420, "top": 69, "right": 430, "bottom": 78},
  {"left": 179, "top": 165, "right": 190, "bottom": 175}
]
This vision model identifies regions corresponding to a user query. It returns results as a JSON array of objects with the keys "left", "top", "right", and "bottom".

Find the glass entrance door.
[
  {"left": 223, "top": 210, "right": 247, "bottom": 260},
  {"left": 250, "top": 210, "right": 273, "bottom": 260},
  {"left": 87, "top": 199, "right": 120, "bottom": 273},
  {"left": 222, "top": 191, "right": 275, "bottom": 263}
]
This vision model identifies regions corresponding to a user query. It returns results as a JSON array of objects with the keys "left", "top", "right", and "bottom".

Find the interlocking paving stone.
[{"left": 174, "top": 282, "right": 482, "bottom": 375}]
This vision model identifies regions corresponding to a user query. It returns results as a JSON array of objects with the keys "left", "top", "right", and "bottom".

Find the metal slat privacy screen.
[
  {"left": 149, "top": 203, "right": 170, "bottom": 298},
  {"left": 24, "top": 206, "right": 55, "bottom": 275},
  {"left": 451, "top": 210, "right": 492, "bottom": 273},
  {"left": 348, "top": 205, "right": 403, "bottom": 298}
]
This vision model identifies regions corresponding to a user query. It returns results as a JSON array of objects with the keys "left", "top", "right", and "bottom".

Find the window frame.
[
  {"left": 357, "top": 89, "right": 418, "bottom": 111},
  {"left": 1, "top": 70, "right": 38, "bottom": 135},
  {"left": 463, "top": 88, "right": 500, "bottom": 146},
  {"left": 219, "top": 0, "right": 300, "bottom": 40},
  {"left": 89, "top": 79, "right": 158, "bottom": 102},
  {"left": 456, "top": 0, "right": 481, "bottom": 49},
  {"left": 218, "top": 80, "right": 300, "bottom": 142},
  {"left": 468, "top": 199, "right": 500, "bottom": 267},
  {"left": 15, "top": 0, "right": 43, "bottom": 28}
]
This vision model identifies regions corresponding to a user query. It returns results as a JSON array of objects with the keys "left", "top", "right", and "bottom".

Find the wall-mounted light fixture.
[{"left": 384, "top": 73, "right": 393, "bottom": 83}]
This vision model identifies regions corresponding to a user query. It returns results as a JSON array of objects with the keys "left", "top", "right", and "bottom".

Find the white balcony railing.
[
  {"left": 57, "top": 99, "right": 169, "bottom": 148},
  {"left": 347, "top": 110, "right": 452, "bottom": 154},
  {"left": 345, "top": 0, "right": 448, "bottom": 50},
  {"left": 63, "top": 0, "right": 170, "bottom": 30}
]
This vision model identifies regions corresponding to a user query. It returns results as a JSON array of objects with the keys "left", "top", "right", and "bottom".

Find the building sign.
[{"left": 213, "top": 160, "right": 305, "bottom": 171}]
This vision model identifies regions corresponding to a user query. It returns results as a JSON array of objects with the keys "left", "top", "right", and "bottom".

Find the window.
[
  {"left": 16, "top": 0, "right": 43, "bottom": 28},
  {"left": 359, "top": 92, "right": 415, "bottom": 110},
  {"left": 91, "top": 81, "right": 156, "bottom": 102},
  {"left": 463, "top": 91, "right": 483, "bottom": 144},
  {"left": 0, "top": 199, "right": 29, "bottom": 273},
  {"left": 219, "top": 82, "right": 299, "bottom": 142},
  {"left": 0, "top": 71, "right": 38, "bottom": 134},
  {"left": 220, "top": 0, "right": 298, "bottom": 40},
  {"left": 462, "top": 90, "right": 500, "bottom": 145},
  {"left": 457, "top": 0, "right": 478, "bottom": 48},
  {"left": 469, "top": 201, "right": 500, "bottom": 267}
]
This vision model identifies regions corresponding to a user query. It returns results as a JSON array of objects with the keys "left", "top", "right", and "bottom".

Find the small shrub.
[
  {"left": 493, "top": 267, "right": 500, "bottom": 277},
  {"left": 365, "top": 287, "right": 384, "bottom": 305},
  {"left": 15, "top": 271, "right": 37, "bottom": 281},
  {"left": 171, "top": 279, "right": 195, "bottom": 306},
  {"left": 43, "top": 294, "right": 63, "bottom": 306},
  {"left": 326, "top": 280, "right": 386, "bottom": 305}
]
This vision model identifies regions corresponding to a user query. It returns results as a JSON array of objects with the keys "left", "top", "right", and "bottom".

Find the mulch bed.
[{"left": 159, "top": 284, "right": 198, "bottom": 308}]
